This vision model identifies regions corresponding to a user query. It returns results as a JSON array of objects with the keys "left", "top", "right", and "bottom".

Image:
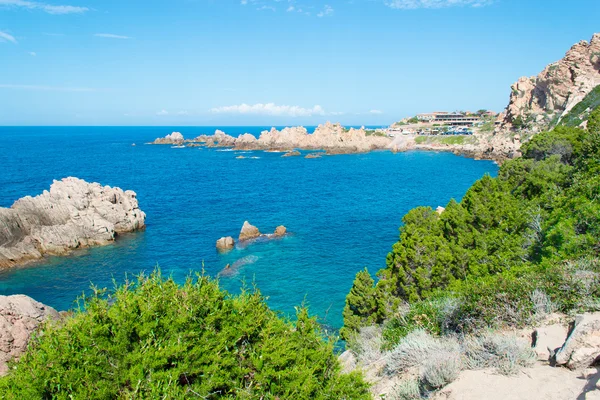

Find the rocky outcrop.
[
  {"left": 216, "top": 236, "right": 235, "bottom": 252},
  {"left": 151, "top": 132, "right": 184, "bottom": 144},
  {"left": 239, "top": 221, "right": 261, "bottom": 241},
  {"left": 553, "top": 313, "right": 600, "bottom": 370},
  {"left": 0, "top": 295, "right": 60, "bottom": 375},
  {"left": 282, "top": 151, "right": 301, "bottom": 157},
  {"left": 305, "top": 153, "right": 323, "bottom": 159},
  {"left": 500, "top": 33, "right": 600, "bottom": 132},
  {"left": 274, "top": 226, "right": 287, "bottom": 237},
  {"left": 0, "top": 177, "right": 146, "bottom": 269}
]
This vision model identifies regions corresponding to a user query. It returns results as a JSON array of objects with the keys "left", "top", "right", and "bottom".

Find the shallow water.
[{"left": 0, "top": 126, "right": 498, "bottom": 329}]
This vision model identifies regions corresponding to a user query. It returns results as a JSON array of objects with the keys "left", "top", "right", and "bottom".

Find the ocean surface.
[{"left": 0, "top": 126, "right": 498, "bottom": 330}]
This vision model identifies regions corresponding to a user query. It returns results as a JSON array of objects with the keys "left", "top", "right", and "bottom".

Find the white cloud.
[
  {"left": 210, "top": 103, "right": 327, "bottom": 117},
  {"left": 0, "top": 84, "right": 97, "bottom": 91},
  {"left": 0, "top": 0, "right": 88, "bottom": 14},
  {"left": 317, "top": 5, "right": 333, "bottom": 17},
  {"left": 0, "top": 31, "right": 17, "bottom": 44},
  {"left": 156, "top": 109, "right": 169, "bottom": 116},
  {"left": 28, "top": 51, "right": 36, "bottom": 56},
  {"left": 370, "top": 109, "right": 383, "bottom": 114},
  {"left": 177, "top": 110, "right": 189, "bottom": 116},
  {"left": 94, "top": 33, "right": 131, "bottom": 39},
  {"left": 385, "top": 0, "right": 492, "bottom": 9}
]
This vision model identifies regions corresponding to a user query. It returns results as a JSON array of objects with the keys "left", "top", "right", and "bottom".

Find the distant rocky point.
[
  {"left": 0, "top": 177, "right": 146, "bottom": 269},
  {"left": 151, "top": 132, "right": 184, "bottom": 145}
]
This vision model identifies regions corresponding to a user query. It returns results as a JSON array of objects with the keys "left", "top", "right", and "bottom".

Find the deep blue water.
[{"left": 0, "top": 126, "right": 498, "bottom": 330}]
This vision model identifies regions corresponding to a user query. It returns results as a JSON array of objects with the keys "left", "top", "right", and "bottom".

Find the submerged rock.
[
  {"left": 305, "top": 153, "right": 322, "bottom": 159},
  {"left": 216, "top": 236, "right": 235, "bottom": 252},
  {"left": 239, "top": 221, "right": 261, "bottom": 241},
  {"left": 0, "top": 177, "right": 146, "bottom": 269},
  {"left": 0, "top": 295, "right": 60, "bottom": 375}
]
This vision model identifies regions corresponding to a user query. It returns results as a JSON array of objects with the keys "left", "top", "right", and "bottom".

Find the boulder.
[
  {"left": 274, "top": 226, "right": 287, "bottom": 237},
  {"left": 239, "top": 221, "right": 261, "bottom": 241},
  {"left": 282, "top": 151, "right": 301, "bottom": 157},
  {"left": 533, "top": 324, "right": 569, "bottom": 362},
  {"left": 216, "top": 236, "right": 235, "bottom": 252},
  {"left": 0, "top": 295, "right": 60, "bottom": 375},
  {"left": 553, "top": 313, "right": 600, "bottom": 370},
  {"left": 0, "top": 177, "right": 146, "bottom": 269}
]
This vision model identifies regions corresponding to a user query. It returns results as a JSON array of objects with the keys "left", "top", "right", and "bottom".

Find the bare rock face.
[
  {"left": 500, "top": 33, "right": 600, "bottom": 132},
  {"left": 274, "top": 226, "right": 287, "bottom": 237},
  {"left": 0, "top": 177, "right": 146, "bottom": 269},
  {"left": 0, "top": 295, "right": 60, "bottom": 375},
  {"left": 216, "top": 236, "right": 235, "bottom": 252},
  {"left": 239, "top": 221, "right": 261, "bottom": 241},
  {"left": 553, "top": 313, "right": 600, "bottom": 370},
  {"left": 151, "top": 132, "right": 184, "bottom": 144}
]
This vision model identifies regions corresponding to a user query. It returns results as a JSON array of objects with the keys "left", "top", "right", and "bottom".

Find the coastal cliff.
[
  {"left": 0, "top": 177, "right": 146, "bottom": 269},
  {"left": 500, "top": 33, "right": 600, "bottom": 132}
]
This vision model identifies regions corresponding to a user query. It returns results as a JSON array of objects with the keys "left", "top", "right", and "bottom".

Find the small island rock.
[
  {"left": 274, "top": 226, "right": 287, "bottom": 237},
  {"left": 216, "top": 236, "right": 235, "bottom": 252},
  {"left": 282, "top": 151, "right": 301, "bottom": 157},
  {"left": 239, "top": 221, "right": 261, "bottom": 241}
]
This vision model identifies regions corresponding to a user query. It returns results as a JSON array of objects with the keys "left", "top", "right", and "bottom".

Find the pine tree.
[{"left": 341, "top": 268, "right": 377, "bottom": 340}]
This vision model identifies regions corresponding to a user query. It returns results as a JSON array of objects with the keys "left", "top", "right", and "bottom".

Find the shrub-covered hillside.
[
  {"left": 342, "top": 107, "right": 600, "bottom": 343},
  {"left": 0, "top": 271, "right": 370, "bottom": 399}
]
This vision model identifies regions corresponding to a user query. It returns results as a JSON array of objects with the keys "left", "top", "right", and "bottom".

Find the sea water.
[{"left": 0, "top": 126, "right": 498, "bottom": 330}]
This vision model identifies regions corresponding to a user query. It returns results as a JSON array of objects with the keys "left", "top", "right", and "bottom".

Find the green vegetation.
[
  {"left": 0, "top": 271, "right": 370, "bottom": 399},
  {"left": 559, "top": 85, "right": 600, "bottom": 127},
  {"left": 343, "top": 107, "right": 600, "bottom": 347},
  {"left": 365, "top": 130, "right": 386, "bottom": 137},
  {"left": 413, "top": 135, "right": 474, "bottom": 146},
  {"left": 408, "top": 117, "right": 419, "bottom": 124}
]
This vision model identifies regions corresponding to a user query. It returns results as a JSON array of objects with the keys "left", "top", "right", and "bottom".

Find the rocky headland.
[{"left": 0, "top": 177, "right": 146, "bottom": 269}]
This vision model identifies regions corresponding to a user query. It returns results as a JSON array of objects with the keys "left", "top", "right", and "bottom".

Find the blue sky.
[{"left": 0, "top": 0, "right": 599, "bottom": 126}]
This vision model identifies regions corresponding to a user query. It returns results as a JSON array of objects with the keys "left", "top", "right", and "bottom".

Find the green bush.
[{"left": 0, "top": 271, "right": 370, "bottom": 399}]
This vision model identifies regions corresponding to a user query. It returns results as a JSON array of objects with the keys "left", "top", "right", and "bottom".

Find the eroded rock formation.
[
  {"left": 0, "top": 177, "right": 146, "bottom": 269},
  {"left": 216, "top": 236, "right": 235, "bottom": 252},
  {"left": 500, "top": 33, "right": 600, "bottom": 132},
  {"left": 239, "top": 221, "right": 261, "bottom": 241}
]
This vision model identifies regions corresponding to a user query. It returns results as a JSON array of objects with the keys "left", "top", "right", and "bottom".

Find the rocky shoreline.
[
  {"left": 150, "top": 123, "right": 513, "bottom": 162},
  {"left": 0, "top": 177, "right": 146, "bottom": 269}
]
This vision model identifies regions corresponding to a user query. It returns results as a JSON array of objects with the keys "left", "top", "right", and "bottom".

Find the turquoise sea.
[{"left": 0, "top": 126, "right": 498, "bottom": 330}]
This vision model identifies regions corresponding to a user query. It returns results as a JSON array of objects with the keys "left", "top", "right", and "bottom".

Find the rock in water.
[
  {"left": 216, "top": 236, "right": 235, "bottom": 252},
  {"left": 282, "top": 151, "right": 301, "bottom": 157},
  {"left": 0, "top": 177, "right": 146, "bottom": 269},
  {"left": 0, "top": 295, "right": 60, "bottom": 375},
  {"left": 239, "top": 221, "right": 261, "bottom": 241},
  {"left": 553, "top": 313, "right": 600, "bottom": 370},
  {"left": 274, "top": 226, "right": 287, "bottom": 237},
  {"left": 151, "top": 132, "right": 184, "bottom": 144}
]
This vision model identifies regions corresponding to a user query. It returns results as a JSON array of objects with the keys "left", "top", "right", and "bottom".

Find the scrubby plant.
[
  {"left": 389, "top": 378, "right": 422, "bottom": 400},
  {"left": 385, "top": 330, "right": 460, "bottom": 376},
  {"left": 0, "top": 270, "right": 370, "bottom": 399},
  {"left": 348, "top": 326, "right": 384, "bottom": 365},
  {"left": 462, "top": 332, "right": 536, "bottom": 375},
  {"left": 420, "top": 350, "right": 461, "bottom": 390}
]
